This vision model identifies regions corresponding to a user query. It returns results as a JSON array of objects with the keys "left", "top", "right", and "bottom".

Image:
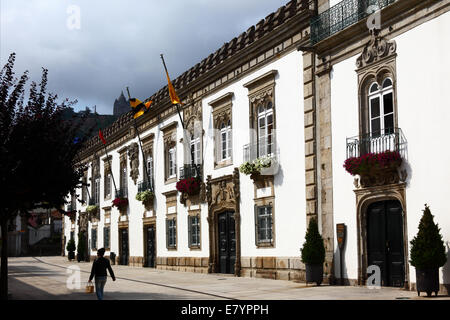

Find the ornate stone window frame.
[
  {"left": 253, "top": 176, "right": 275, "bottom": 248},
  {"left": 209, "top": 92, "right": 234, "bottom": 169},
  {"left": 356, "top": 30, "right": 398, "bottom": 136},
  {"left": 102, "top": 155, "right": 112, "bottom": 200},
  {"left": 90, "top": 156, "right": 100, "bottom": 204},
  {"left": 102, "top": 207, "right": 111, "bottom": 251},
  {"left": 163, "top": 190, "right": 178, "bottom": 250},
  {"left": 161, "top": 122, "right": 178, "bottom": 184},
  {"left": 243, "top": 70, "right": 278, "bottom": 149},
  {"left": 183, "top": 98, "right": 204, "bottom": 167},
  {"left": 128, "top": 142, "right": 140, "bottom": 185},
  {"left": 187, "top": 210, "right": 201, "bottom": 250}
]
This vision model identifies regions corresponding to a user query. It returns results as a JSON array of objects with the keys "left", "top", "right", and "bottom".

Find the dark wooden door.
[
  {"left": 120, "top": 228, "right": 129, "bottom": 265},
  {"left": 145, "top": 225, "right": 156, "bottom": 268},
  {"left": 367, "top": 200, "right": 404, "bottom": 287},
  {"left": 218, "top": 211, "right": 236, "bottom": 274}
]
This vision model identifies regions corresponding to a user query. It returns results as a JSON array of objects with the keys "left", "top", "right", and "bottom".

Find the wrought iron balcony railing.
[
  {"left": 115, "top": 188, "right": 128, "bottom": 199},
  {"left": 243, "top": 139, "right": 278, "bottom": 163},
  {"left": 180, "top": 164, "right": 202, "bottom": 180},
  {"left": 346, "top": 128, "right": 407, "bottom": 159},
  {"left": 88, "top": 198, "right": 98, "bottom": 206},
  {"left": 311, "top": 0, "right": 397, "bottom": 45},
  {"left": 138, "top": 177, "right": 155, "bottom": 193}
]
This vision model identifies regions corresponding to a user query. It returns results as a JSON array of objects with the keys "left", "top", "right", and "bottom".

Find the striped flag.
[{"left": 129, "top": 98, "right": 152, "bottom": 119}]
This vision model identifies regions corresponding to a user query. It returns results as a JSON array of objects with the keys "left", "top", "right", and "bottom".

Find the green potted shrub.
[
  {"left": 301, "top": 218, "right": 325, "bottom": 285},
  {"left": 410, "top": 204, "right": 446, "bottom": 297},
  {"left": 76, "top": 231, "right": 86, "bottom": 262},
  {"left": 136, "top": 189, "right": 154, "bottom": 207},
  {"left": 66, "top": 238, "right": 76, "bottom": 261}
]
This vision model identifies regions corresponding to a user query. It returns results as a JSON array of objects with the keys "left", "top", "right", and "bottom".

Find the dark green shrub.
[
  {"left": 77, "top": 231, "right": 85, "bottom": 259},
  {"left": 301, "top": 218, "right": 325, "bottom": 265},
  {"left": 66, "top": 238, "right": 75, "bottom": 252},
  {"left": 410, "top": 204, "right": 446, "bottom": 269}
]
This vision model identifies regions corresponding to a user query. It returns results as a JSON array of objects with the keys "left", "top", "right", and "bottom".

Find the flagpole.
[
  {"left": 126, "top": 87, "right": 152, "bottom": 190},
  {"left": 95, "top": 119, "right": 118, "bottom": 197},
  {"left": 160, "top": 54, "right": 200, "bottom": 180}
]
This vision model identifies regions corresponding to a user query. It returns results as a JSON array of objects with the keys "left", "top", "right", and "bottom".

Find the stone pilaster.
[{"left": 315, "top": 57, "right": 334, "bottom": 283}]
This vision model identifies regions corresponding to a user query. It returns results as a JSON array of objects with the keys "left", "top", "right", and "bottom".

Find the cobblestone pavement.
[{"left": 5, "top": 256, "right": 449, "bottom": 300}]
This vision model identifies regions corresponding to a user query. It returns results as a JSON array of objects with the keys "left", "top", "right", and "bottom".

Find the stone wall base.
[
  {"left": 156, "top": 256, "right": 209, "bottom": 273},
  {"left": 240, "top": 256, "right": 309, "bottom": 282}
]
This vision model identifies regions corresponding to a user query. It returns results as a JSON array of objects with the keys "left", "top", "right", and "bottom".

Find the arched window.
[
  {"left": 368, "top": 77, "right": 394, "bottom": 137},
  {"left": 257, "top": 100, "right": 274, "bottom": 157}
]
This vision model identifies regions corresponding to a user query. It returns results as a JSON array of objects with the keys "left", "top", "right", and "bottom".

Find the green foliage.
[
  {"left": 135, "top": 190, "right": 154, "bottom": 204},
  {"left": 77, "top": 231, "right": 85, "bottom": 258},
  {"left": 66, "top": 238, "right": 76, "bottom": 252},
  {"left": 410, "top": 204, "right": 447, "bottom": 269},
  {"left": 86, "top": 205, "right": 99, "bottom": 215},
  {"left": 301, "top": 218, "right": 325, "bottom": 265},
  {"left": 239, "top": 156, "right": 273, "bottom": 175}
]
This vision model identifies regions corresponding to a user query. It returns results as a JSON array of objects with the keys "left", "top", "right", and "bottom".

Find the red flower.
[
  {"left": 344, "top": 150, "right": 402, "bottom": 176},
  {"left": 112, "top": 197, "right": 128, "bottom": 209},
  {"left": 176, "top": 177, "right": 201, "bottom": 195}
]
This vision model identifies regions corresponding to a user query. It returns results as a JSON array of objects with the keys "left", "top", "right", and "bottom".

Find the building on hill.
[
  {"left": 63, "top": 0, "right": 450, "bottom": 294},
  {"left": 113, "top": 91, "right": 129, "bottom": 116}
]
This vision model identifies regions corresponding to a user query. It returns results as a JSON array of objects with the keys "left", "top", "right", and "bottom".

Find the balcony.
[
  {"left": 88, "top": 198, "right": 98, "bottom": 206},
  {"left": 180, "top": 164, "right": 202, "bottom": 180},
  {"left": 242, "top": 140, "right": 279, "bottom": 178},
  {"left": 138, "top": 177, "right": 154, "bottom": 193},
  {"left": 346, "top": 128, "right": 407, "bottom": 159},
  {"left": 115, "top": 188, "right": 128, "bottom": 199},
  {"left": 311, "top": 0, "right": 397, "bottom": 45}
]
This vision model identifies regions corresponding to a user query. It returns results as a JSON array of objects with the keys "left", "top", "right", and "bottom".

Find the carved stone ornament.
[
  {"left": 184, "top": 100, "right": 202, "bottom": 135},
  {"left": 249, "top": 87, "right": 273, "bottom": 106},
  {"left": 128, "top": 142, "right": 139, "bottom": 184},
  {"left": 78, "top": 211, "right": 89, "bottom": 232},
  {"left": 356, "top": 30, "right": 397, "bottom": 69}
]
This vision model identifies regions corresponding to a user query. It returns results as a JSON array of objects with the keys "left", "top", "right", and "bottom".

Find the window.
[
  {"left": 103, "top": 226, "right": 110, "bottom": 249},
  {"left": 166, "top": 218, "right": 177, "bottom": 249},
  {"left": 94, "top": 177, "right": 100, "bottom": 204},
  {"left": 104, "top": 173, "right": 111, "bottom": 199},
  {"left": 255, "top": 205, "right": 273, "bottom": 245},
  {"left": 368, "top": 78, "right": 394, "bottom": 137},
  {"left": 145, "top": 155, "right": 153, "bottom": 187},
  {"left": 257, "top": 101, "right": 274, "bottom": 157},
  {"left": 190, "top": 136, "right": 201, "bottom": 165},
  {"left": 70, "top": 231, "right": 75, "bottom": 240},
  {"left": 188, "top": 215, "right": 201, "bottom": 248},
  {"left": 120, "top": 164, "right": 128, "bottom": 197},
  {"left": 220, "top": 120, "right": 232, "bottom": 161},
  {"left": 168, "top": 147, "right": 176, "bottom": 178},
  {"left": 91, "top": 228, "right": 97, "bottom": 250}
]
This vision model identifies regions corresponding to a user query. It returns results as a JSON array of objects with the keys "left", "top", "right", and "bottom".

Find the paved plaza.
[{"left": 4, "top": 256, "right": 449, "bottom": 300}]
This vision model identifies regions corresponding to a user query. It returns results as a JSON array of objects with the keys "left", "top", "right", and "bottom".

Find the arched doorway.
[{"left": 366, "top": 200, "right": 405, "bottom": 287}]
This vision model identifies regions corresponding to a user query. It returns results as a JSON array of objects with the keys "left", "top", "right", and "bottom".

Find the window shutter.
[
  {"left": 268, "top": 206, "right": 273, "bottom": 244},
  {"left": 174, "top": 218, "right": 177, "bottom": 248},
  {"left": 254, "top": 205, "right": 258, "bottom": 245},
  {"left": 188, "top": 216, "right": 192, "bottom": 248}
]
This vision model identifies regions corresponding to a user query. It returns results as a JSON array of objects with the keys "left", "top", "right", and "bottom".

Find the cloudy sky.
[{"left": 1, "top": 0, "right": 286, "bottom": 114}]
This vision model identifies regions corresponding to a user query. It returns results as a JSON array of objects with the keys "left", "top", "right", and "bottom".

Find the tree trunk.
[{"left": 0, "top": 218, "right": 8, "bottom": 300}]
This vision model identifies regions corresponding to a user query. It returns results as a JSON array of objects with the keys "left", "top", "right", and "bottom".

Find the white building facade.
[{"left": 63, "top": 0, "right": 450, "bottom": 292}]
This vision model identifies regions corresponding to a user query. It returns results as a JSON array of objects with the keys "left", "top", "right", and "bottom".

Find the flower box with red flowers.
[
  {"left": 176, "top": 177, "right": 201, "bottom": 196},
  {"left": 112, "top": 197, "right": 128, "bottom": 210},
  {"left": 344, "top": 150, "right": 402, "bottom": 177}
]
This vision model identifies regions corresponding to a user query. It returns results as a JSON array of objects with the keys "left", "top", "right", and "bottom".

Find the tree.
[
  {"left": 301, "top": 218, "right": 325, "bottom": 265},
  {"left": 410, "top": 204, "right": 447, "bottom": 270},
  {"left": 0, "top": 53, "right": 90, "bottom": 300}
]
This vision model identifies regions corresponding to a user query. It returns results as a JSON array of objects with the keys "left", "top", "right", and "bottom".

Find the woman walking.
[{"left": 88, "top": 248, "right": 116, "bottom": 300}]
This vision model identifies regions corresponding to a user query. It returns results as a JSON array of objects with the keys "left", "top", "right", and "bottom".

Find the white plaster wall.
[
  {"left": 203, "top": 49, "right": 305, "bottom": 257},
  {"left": 395, "top": 11, "right": 450, "bottom": 286},
  {"left": 330, "top": 11, "right": 450, "bottom": 285},
  {"left": 64, "top": 49, "right": 305, "bottom": 262},
  {"left": 330, "top": 56, "right": 360, "bottom": 281}
]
